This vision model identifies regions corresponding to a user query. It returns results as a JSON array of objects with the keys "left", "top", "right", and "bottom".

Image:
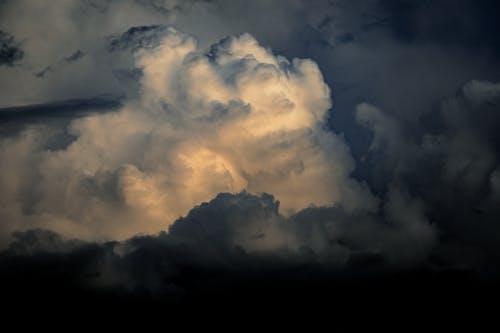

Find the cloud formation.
[
  {"left": 0, "top": 27, "right": 376, "bottom": 246},
  {"left": 357, "top": 80, "right": 500, "bottom": 271},
  {"left": 1, "top": 1, "right": 500, "bottom": 298},
  {"left": 1, "top": 190, "right": 436, "bottom": 297}
]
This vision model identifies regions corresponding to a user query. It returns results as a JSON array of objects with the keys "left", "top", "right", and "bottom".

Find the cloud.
[
  {"left": 7, "top": 228, "right": 85, "bottom": 255},
  {"left": 0, "top": 190, "right": 437, "bottom": 297},
  {"left": 356, "top": 80, "right": 500, "bottom": 271},
  {"left": 0, "top": 0, "right": 499, "bottom": 297},
  {"left": 64, "top": 49, "right": 84, "bottom": 63},
  {"left": 0, "top": 95, "right": 122, "bottom": 140},
  {"left": 108, "top": 25, "right": 169, "bottom": 52},
  {"left": 168, "top": 192, "right": 291, "bottom": 255},
  {"left": 0, "top": 30, "right": 23, "bottom": 66},
  {"left": 0, "top": 27, "right": 376, "bottom": 246},
  {"left": 0, "top": 0, "right": 176, "bottom": 105},
  {"left": 357, "top": 80, "right": 500, "bottom": 195},
  {"left": 1, "top": 0, "right": 498, "bottom": 117},
  {"left": 34, "top": 65, "right": 51, "bottom": 78},
  {"left": 290, "top": 185, "right": 436, "bottom": 267}
]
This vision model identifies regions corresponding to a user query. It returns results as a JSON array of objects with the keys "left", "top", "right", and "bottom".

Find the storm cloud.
[
  {"left": 0, "top": 0, "right": 500, "bottom": 315},
  {"left": 1, "top": 190, "right": 435, "bottom": 294}
]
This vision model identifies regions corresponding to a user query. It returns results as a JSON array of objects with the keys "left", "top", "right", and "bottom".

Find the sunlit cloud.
[{"left": 0, "top": 28, "right": 376, "bottom": 245}]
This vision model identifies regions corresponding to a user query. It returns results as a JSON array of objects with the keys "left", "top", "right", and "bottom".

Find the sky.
[{"left": 1, "top": 0, "right": 500, "bottom": 321}]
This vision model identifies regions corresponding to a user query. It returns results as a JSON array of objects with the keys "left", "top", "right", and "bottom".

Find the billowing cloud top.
[{"left": 0, "top": 27, "right": 376, "bottom": 244}]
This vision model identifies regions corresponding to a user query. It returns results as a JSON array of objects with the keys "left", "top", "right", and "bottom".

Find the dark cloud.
[
  {"left": 64, "top": 49, "right": 84, "bottom": 63},
  {"left": 378, "top": 0, "right": 500, "bottom": 49},
  {"left": 166, "top": 190, "right": 435, "bottom": 269},
  {"left": 0, "top": 191, "right": 467, "bottom": 293},
  {"left": 356, "top": 80, "right": 500, "bottom": 273},
  {"left": 168, "top": 192, "right": 284, "bottom": 250},
  {"left": 301, "top": 1, "right": 500, "bottom": 163},
  {"left": 108, "top": 25, "right": 169, "bottom": 52},
  {"left": 0, "top": 95, "right": 121, "bottom": 120},
  {"left": 0, "top": 193, "right": 496, "bottom": 326},
  {"left": 0, "top": 95, "right": 123, "bottom": 140},
  {"left": 34, "top": 65, "right": 51, "bottom": 78},
  {"left": 0, "top": 30, "right": 23, "bottom": 66},
  {"left": 8, "top": 228, "right": 85, "bottom": 255},
  {"left": 0, "top": 191, "right": 498, "bottom": 328},
  {"left": 134, "top": 0, "right": 183, "bottom": 14}
]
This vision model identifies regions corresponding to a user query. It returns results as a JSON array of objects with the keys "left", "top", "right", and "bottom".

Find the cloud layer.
[{"left": 2, "top": 190, "right": 436, "bottom": 297}]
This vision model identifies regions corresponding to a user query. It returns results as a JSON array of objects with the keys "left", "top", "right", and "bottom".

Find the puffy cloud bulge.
[{"left": 0, "top": 28, "right": 376, "bottom": 245}]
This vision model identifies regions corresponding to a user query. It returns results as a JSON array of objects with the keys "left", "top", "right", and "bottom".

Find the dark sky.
[{"left": 0, "top": 0, "right": 500, "bottom": 323}]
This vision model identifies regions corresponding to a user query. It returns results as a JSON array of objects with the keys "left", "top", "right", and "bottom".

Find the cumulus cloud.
[
  {"left": 0, "top": 27, "right": 378, "bottom": 246},
  {"left": 0, "top": 0, "right": 499, "bottom": 295}
]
